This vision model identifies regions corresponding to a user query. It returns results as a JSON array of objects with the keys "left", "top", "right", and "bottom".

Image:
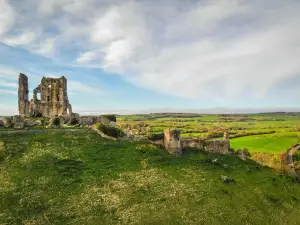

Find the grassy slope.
[
  {"left": 1, "top": 130, "right": 300, "bottom": 224},
  {"left": 231, "top": 132, "right": 300, "bottom": 153}
]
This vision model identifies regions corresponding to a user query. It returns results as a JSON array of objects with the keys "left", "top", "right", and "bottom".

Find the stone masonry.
[
  {"left": 164, "top": 129, "right": 230, "bottom": 156},
  {"left": 18, "top": 73, "right": 73, "bottom": 117},
  {"left": 18, "top": 73, "right": 30, "bottom": 117},
  {"left": 164, "top": 129, "right": 182, "bottom": 156}
]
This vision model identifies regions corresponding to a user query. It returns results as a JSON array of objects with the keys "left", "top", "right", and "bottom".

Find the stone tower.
[
  {"left": 224, "top": 131, "right": 230, "bottom": 140},
  {"left": 164, "top": 128, "right": 182, "bottom": 156},
  {"left": 18, "top": 73, "right": 30, "bottom": 117}
]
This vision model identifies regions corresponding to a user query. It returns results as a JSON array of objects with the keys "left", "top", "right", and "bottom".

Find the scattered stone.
[
  {"left": 13, "top": 115, "right": 24, "bottom": 129},
  {"left": 221, "top": 175, "right": 235, "bottom": 184},
  {"left": 3, "top": 117, "right": 12, "bottom": 128},
  {"left": 59, "top": 114, "right": 71, "bottom": 124},
  {"left": 236, "top": 148, "right": 251, "bottom": 160},
  {"left": 50, "top": 117, "right": 60, "bottom": 127},
  {"left": 35, "top": 119, "right": 43, "bottom": 126},
  {"left": 24, "top": 119, "right": 35, "bottom": 127},
  {"left": 79, "top": 116, "right": 95, "bottom": 126},
  {"left": 100, "top": 117, "right": 111, "bottom": 126}
]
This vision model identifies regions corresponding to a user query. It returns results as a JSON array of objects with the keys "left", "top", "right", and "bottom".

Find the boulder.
[
  {"left": 79, "top": 116, "right": 95, "bottom": 126},
  {"left": 59, "top": 114, "right": 71, "bottom": 124},
  {"left": 221, "top": 175, "right": 235, "bottom": 184},
  {"left": 13, "top": 115, "right": 24, "bottom": 129},
  {"left": 3, "top": 117, "right": 12, "bottom": 128},
  {"left": 100, "top": 116, "right": 111, "bottom": 126},
  {"left": 72, "top": 113, "right": 80, "bottom": 121},
  {"left": 24, "top": 119, "right": 35, "bottom": 127},
  {"left": 34, "top": 119, "right": 43, "bottom": 126},
  {"left": 50, "top": 117, "right": 60, "bottom": 127}
]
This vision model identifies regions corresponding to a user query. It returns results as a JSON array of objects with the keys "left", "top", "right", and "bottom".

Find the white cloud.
[
  {"left": 76, "top": 51, "right": 98, "bottom": 64},
  {"left": 31, "top": 38, "right": 56, "bottom": 57},
  {"left": 0, "top": 0, "right": 15, "bottom": 37},
  {"left": 3, "top": 31, "right": 36, "bottom": 46},
  {"left": 0, "top": 0, "right": 300, "bottom": 103}
]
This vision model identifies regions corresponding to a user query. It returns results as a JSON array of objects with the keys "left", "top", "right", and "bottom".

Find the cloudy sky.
[{"left": 0, "top": 0, "right": 300, "bottom": 115}]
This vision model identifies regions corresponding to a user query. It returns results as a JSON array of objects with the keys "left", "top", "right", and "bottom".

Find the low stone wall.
[
  {"left": 182, "top": 139, "right": 206, "bottom": 149},
  {"left": 164, "top": 129, "right": 230, "bottom": 156},
  {"left": 205, "top": 140, "right": 229, "bottom": 154}
]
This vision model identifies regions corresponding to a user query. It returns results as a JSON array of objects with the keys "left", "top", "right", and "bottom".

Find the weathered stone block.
[
  {"left": 13, "top": 115, "right": 24, "bottom": 129},
  {"left": 3, "top": 117, "right": 12, "bottom": 128},
  {"left": 79, "top": 117, "right": 94, "bottom": 126},
  {"left": 24, "top": 119, "right": 35, "bottom": 127},
  {"left": 34, "top": 120, "right": 43, "bottom": 126},
  {"left": 59, "top": 114, "right": 71, "bottom": 124},
  {"left": 205, "top": 140, "right": 229, "bottom": 154}
]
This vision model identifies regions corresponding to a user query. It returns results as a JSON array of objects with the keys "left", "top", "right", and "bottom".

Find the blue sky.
[{"left": 0, "top": 0, "right": 300, "bottom": 115}]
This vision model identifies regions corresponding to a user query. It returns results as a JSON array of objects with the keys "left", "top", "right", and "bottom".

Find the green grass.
[
  {"left": 231, "top": 132, "right": 300, "bottom": 153},
  {"left": 2, "top": 130, "right": 300, "bottom": 224}
]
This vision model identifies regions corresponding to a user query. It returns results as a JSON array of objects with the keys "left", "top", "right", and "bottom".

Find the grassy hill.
[{"left": 1, "top": 129, "right": 300, "bottom": 224}]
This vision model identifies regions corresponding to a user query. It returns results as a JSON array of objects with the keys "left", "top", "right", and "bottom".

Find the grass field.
[
  {"left": 230, "top": 132, "right": 300, "bottom": 153},
  {"left": 1, "top": 130, "right": 300, "bottom": 224}
]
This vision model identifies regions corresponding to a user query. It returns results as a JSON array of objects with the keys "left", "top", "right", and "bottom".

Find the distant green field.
[
  {"left": 2, "top": 130, "right": 300, "bottom": 224},
  {"left": 230, "top": 132, "right": 300, "bottom": 153},
  {"left": 118, "top": 113, "right": 300, "bottom": 153}
]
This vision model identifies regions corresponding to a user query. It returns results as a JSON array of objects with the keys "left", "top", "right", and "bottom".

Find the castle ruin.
[
  {"left": 164, "top": 129, "right": 230, "bottom": 156},
  {"left": 164, "top": 129, "right": 183, "bottom": 156},
  {"left": 18, "top": 73, "right": 72, "bottom": 117}
]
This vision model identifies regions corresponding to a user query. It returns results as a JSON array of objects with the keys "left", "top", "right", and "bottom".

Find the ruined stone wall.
[
  {"left": 29, "top": 76, "right": 72, "bottom": 117},
  {"left": 205, "top": 140, "right": 230, "bottom": 154},
  {"left": 18, "top": 73, "right": 29, "bottom": 117},
  {"left": 181, "top": 138, "right": 229, "bottom": 154},
  {"left": 164, "top": 129, "right": 230, "bottom": 155},
  {"left": 181, "top": 139, "right": 206, "bottom": 149},
  {"left": 164, "top": 129, "right": 182, "bottom": 156}
]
